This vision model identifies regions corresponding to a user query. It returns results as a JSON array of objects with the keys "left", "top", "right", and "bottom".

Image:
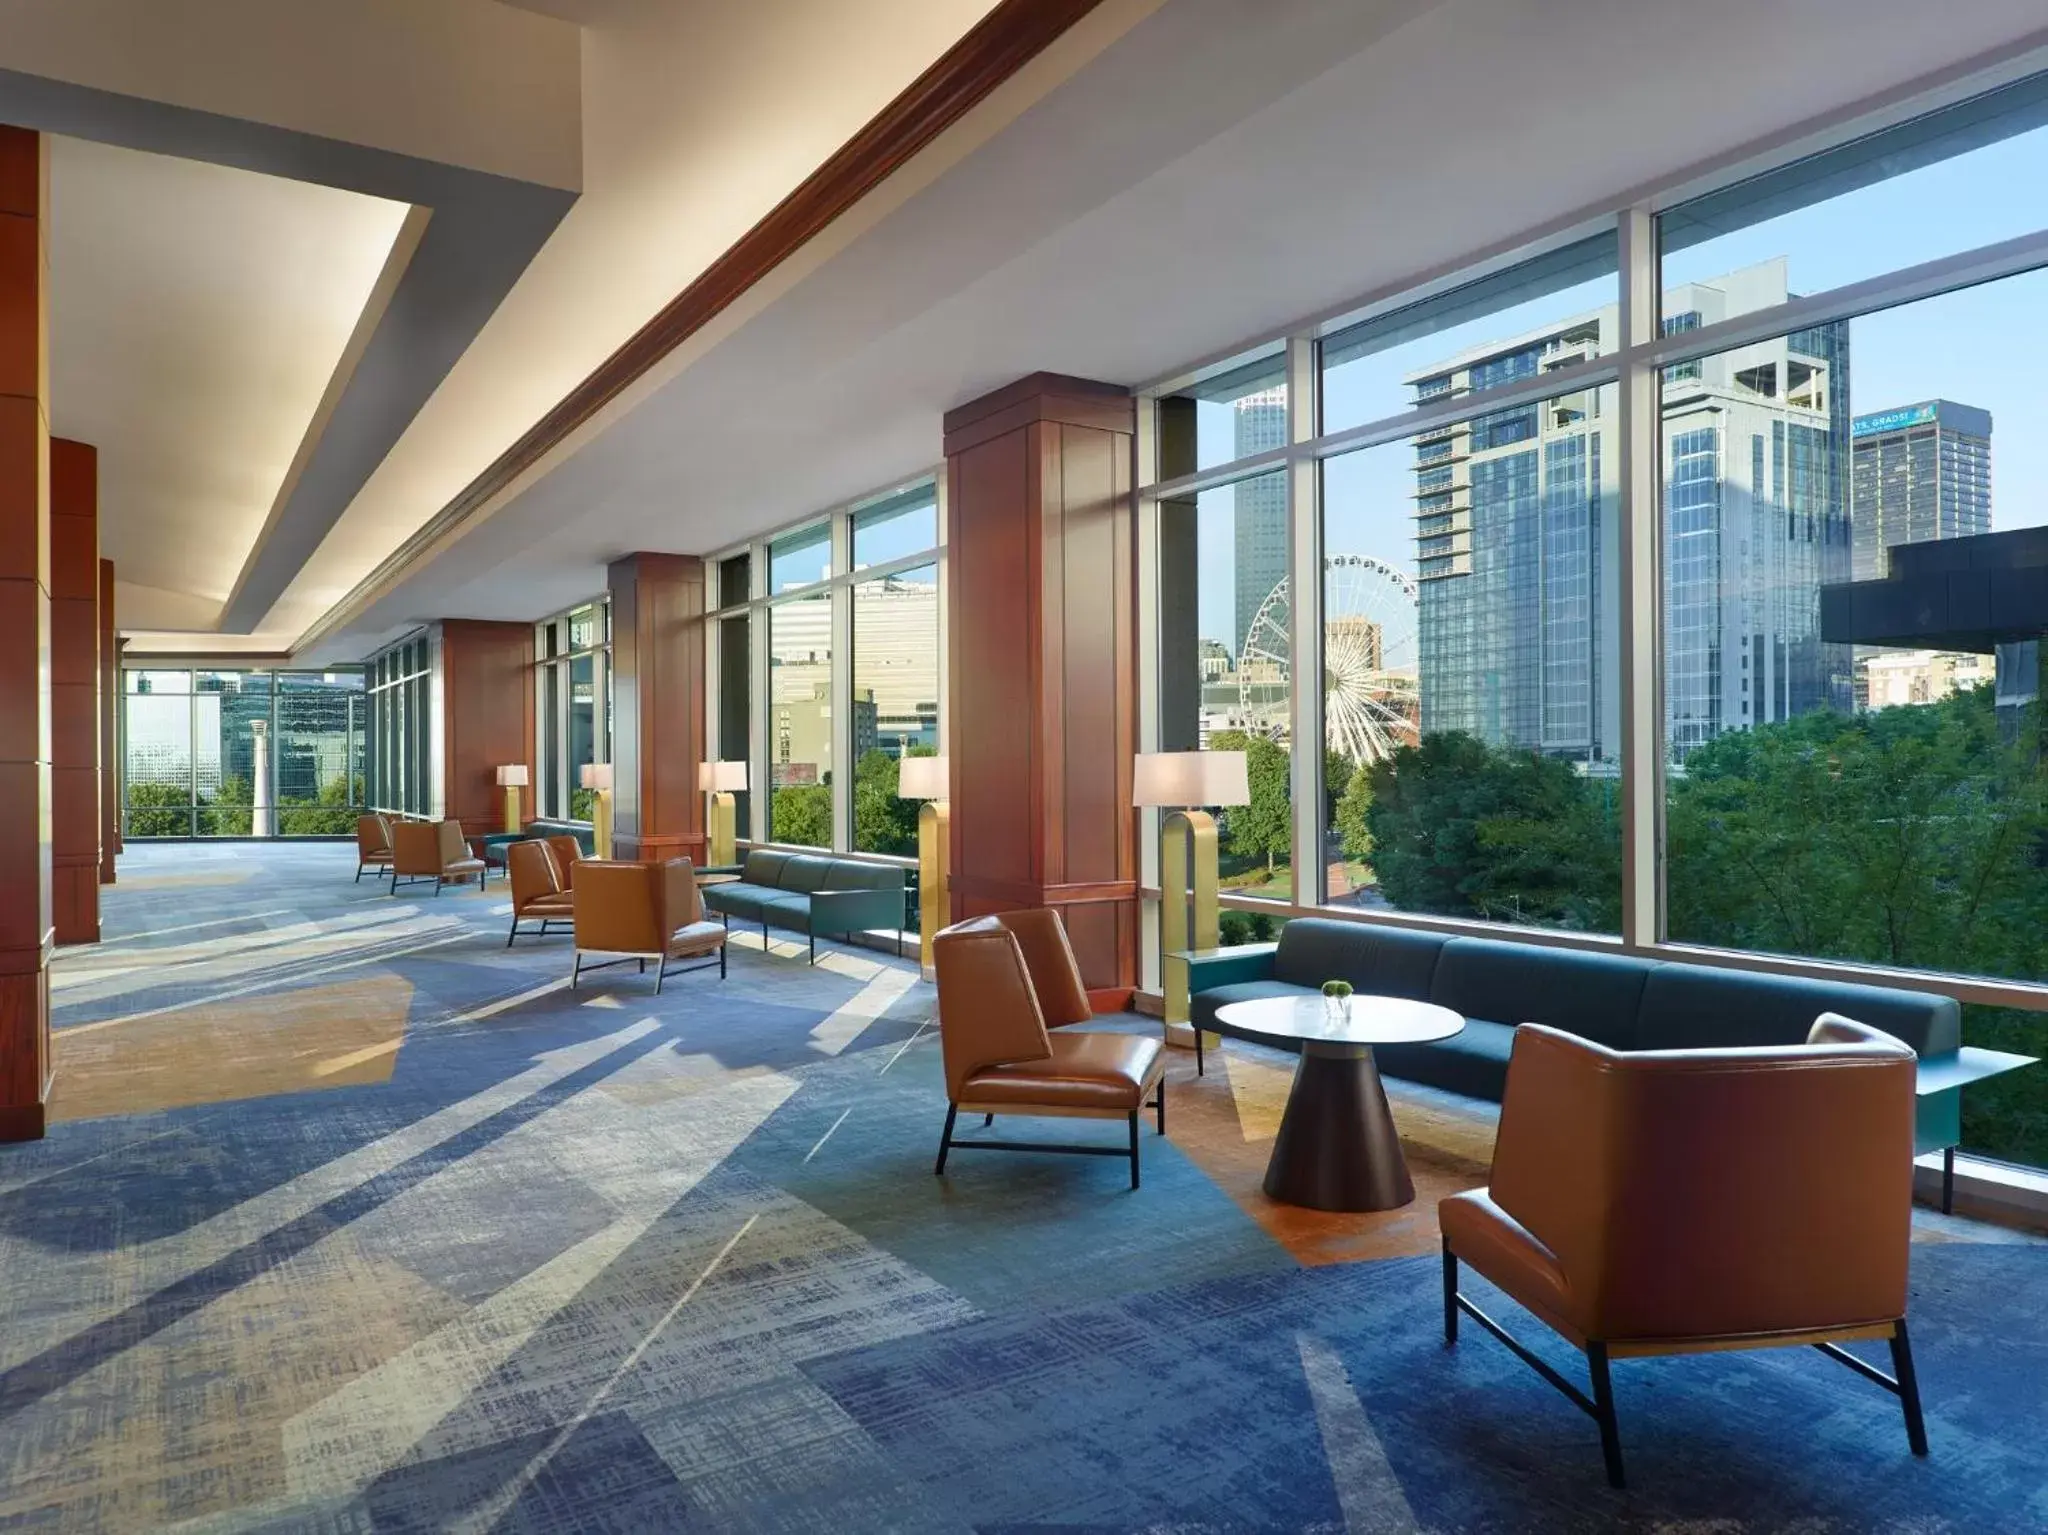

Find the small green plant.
[{"left": 1321, "top": 979, "right": 1353, "bottom": 999}]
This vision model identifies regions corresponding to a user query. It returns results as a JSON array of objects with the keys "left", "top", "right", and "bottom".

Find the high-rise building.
[
  {"left": 1849, "top": 399, "right": 1992, "bottom": 580},
  {"left": 1231, "top": 387, "right": 1289, "bottom": 661},
  {"left": 1407, "top": 258, "right": 1854, "bottom": 764}
]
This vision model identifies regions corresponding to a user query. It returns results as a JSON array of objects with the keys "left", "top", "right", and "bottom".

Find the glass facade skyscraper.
[
  {"left": 1231, "top": 387, "right": 1288, "bottom": 660},
  {"left": 1849, "top": 398, "right": 1993, "bottom": 580},
  {"left": 1409, "top": 258, "right": 1853, "bottom": 764}
]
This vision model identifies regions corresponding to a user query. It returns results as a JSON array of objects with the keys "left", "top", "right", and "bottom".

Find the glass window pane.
[
  {"left": 276, "top": 674, "right": 362, "bottom": 835},
  {"left": 718, "top": 611, "right": 751, "bottom": 840},
  {"left": 1320, "top": 232, "right": 1618, "bottom": 436},
  {"left": 568, "top": 603, "right": 599, "bottom": 651},
  {"left": 852, "top": 564, "right": 939, "bottom": 855},
  {"left": 769, "top": 592, "right": 833, "bottom": 847},
  {"left": 539, "top": 663, "right": 561, "bottom": 818},
  {"left": 1660, "top": 70, "right": 2048, "bottom": 321},
  {"left": 852, "top": 482, "right": 939, "bottom": 569},
  {"left": 567, "top": 655, "right": 596, "bottom": 819},
  {"left": 124, "top": 691, "right": 193, "bottom": 837},
  {"left": 1157, "top": 468, "right": 1293, "bottom": 902},
  {"left": 719, "top": 553, "right": 752, "bottom": 609},
  {"left": 1664, "top": 273, "right": 2048, "bottom": 1171},
  {"left": 1158, "top": 347, "right": 1286, "bottom": 476},
  {"left": 1320, "top": 381, "right": 1622, "bottom": 930},
  {"left": 769, "top": 522, "right": 832, "bottom": 594},
  {"left": 195, "top": 677, "right": 262, "bottom": 836}
]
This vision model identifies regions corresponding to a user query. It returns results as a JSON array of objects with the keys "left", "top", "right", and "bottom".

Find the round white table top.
[{"left": 1213, "top": 993, "right": 1464, "bottom": 1050}]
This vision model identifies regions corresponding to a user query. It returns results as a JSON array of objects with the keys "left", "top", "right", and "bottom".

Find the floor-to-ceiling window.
[
  {"left": 534, "top": 600, "right": 610, "bottom": 821},
  {"left": 710, "top": 476, "right": 943, "bottom": 857},
  {"left": 1138, "top": 63, "right": 2048, "bottom": 1171},
  {"left": 122, "top": 667, "right": 365, "bottom": 838},
  {"left": 365, "top": 634, "right": 432, "bottom": 819}
]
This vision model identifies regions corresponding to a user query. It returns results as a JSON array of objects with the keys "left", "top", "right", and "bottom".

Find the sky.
[{"left": 1193, "top": 119, "right": 2048, "bottom": 652}]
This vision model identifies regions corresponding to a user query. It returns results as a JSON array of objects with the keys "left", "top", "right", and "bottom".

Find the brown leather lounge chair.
[
  {"left": 354, "top": 814, "right": 393, "bottom": 883},
  {"left": 931, "top": 910, "right": 1166, "bottom": 1190},
  {"left": 506, "top": 839, "right": 575, "bottom": 946},
  {"left": 388, "top": 818, "right": 489, "bottom": 896},
  {"left": 570, "top": 857, "right": 728, "bottom": 993},
  {"left": 1440, "top": 1014, "right": 1925, "bottom": 1489}
]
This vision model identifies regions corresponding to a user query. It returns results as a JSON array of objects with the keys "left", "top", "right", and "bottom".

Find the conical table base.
[{"left": 1262, "top": 1042, "right": 1415, "bottom": 1212}]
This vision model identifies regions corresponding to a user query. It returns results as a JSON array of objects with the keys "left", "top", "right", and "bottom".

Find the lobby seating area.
[{"left": 8, "top": 5, "right": 2048, "bottom": 1531}]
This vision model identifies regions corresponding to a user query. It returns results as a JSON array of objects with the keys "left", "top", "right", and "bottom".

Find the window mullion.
[{"left": 1617, "top": 203, "right": 1663, "bottom": 949}]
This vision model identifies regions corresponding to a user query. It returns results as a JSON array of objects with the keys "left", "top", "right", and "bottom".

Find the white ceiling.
[
  {"left": 47, "top": 137, "right": 410, "bottom": 630},
  {"left": 312, "top": 0, "right": 2048, "bottom": 659}
]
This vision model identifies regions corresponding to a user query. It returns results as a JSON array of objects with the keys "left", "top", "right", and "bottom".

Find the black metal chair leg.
[
  {"left": 1194, "top": 1024, "right": 1204, "bottom": 1077},
  {"left": 506, "top": 921, "right": 517, "bottom": 949},
  {"left": 1587, "top": 1342, "right": 1625, "bottom": 1489},
  {"left": 1891, "top": 1320, "right": 1929, "bottom": 1456},
  {"left": 654, "top": 957, "right": 666, "bottom": 996},
  {"left": 1154, "top": 1078, "right": 1166, "bottom": 1135},
  {"left": 570, "top": 953, "right": 582, "bottom": 990},
  {"left": 934, "top": 1104, "right": 958, "bottom": 1176},
  {"left": 719, "top": 945, "right": 727, "bottom": 980},
  {"left": 983, "top": 1113, "right": 994, "bottom": 1127},
  {"left": 1442, "top": 1243, "right": 1458, "bottom": 1345},
  {"left": 809, "top": 932, "right": 816, "bottom": 965},
  {"left": 1128, "top": 1110, "right": 1141, "bottom": 1190}
]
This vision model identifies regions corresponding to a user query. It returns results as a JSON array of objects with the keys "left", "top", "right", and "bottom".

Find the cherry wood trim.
[
  {"left": 949, "top": 874, "right": 1139, "bottom": 906},
  {"left": 299, "top": 0, "right": 1109, "bottom": 653}
]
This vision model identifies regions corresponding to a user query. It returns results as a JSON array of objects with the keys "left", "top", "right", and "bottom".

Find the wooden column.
[
  {"left": 99, "top": 559, "right": 116, "bottom": 879},
  {"left": 50, "top": 438, "right": 97, "bottom": 943},
  {"left": 437, "top": 620, "right": 535, "bottom": 840},
  {"left": 944, "top": 373, "right": 1137, "bottom": 999},
  {"left": 607, "top": 552, "right": 707, "bottom": 865},
  {"left": 0, "top": 125, "right": 51, "bottom": 1140}
]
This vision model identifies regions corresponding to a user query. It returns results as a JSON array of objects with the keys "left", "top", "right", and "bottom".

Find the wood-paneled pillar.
[
  {"left": 50, "top": 438, "right": 97, "bottom": 943},
  {"left": 607, "top": 553, "right": 707, "bottom": 865},
  {"left": 943, "top": 373, "right": 1137, "bottom": 998},
  {"left": 99, "top": 559, "right": 116, "bottom": 880},
  {"left": 0, "top": 125, "right": 51, "bottom": 1140},
  {"left": 437, "top": 620, "right": 535, "bottom": 840}
]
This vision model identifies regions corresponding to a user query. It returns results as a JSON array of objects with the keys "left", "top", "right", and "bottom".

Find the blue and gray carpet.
[{"left": 0, "top": 842, "right": 2043, "bottom": 1531}]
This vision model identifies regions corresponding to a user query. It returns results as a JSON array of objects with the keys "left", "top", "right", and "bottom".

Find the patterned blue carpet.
[{"left": 0, "top": 843, "right": 2043, "bottom": 1531}]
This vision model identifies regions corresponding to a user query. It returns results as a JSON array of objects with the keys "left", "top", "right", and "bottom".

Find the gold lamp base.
[
  {"left": 917, "top": 799, "right": 949, "bottom": 979},
  {"left": 501, "top": 785, "right": 521, "bottom": 837},
  {"left": 1160, "top": 807, "right": 1221, "bottom": 1054},
  {"left": 708, "top": 791, "right": 736, "bottom": 868},
  {"left": 592, "top": 790, "right": 613, "bottom": 860}
]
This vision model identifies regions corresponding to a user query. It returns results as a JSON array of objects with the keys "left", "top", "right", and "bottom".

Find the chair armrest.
[{"left": 1185, "top": 943, "right": 1278, "bottom": 992}]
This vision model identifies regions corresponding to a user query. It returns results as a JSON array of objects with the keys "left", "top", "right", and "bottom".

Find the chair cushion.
[
  {"left": 669, "top": 919, "right": 728, "bottom": 956},
  {"left": 1439, "top": 1188, "right": 1581, "bottom": 1343},
  {"left": 702, "top": 882, "right": 776, "bottom": 920},
  {"left": 1372, "top": 1018, "right": 1518, "bottom": 1101},
  {"left": 519, "top": 891, "right": 574, "bottom": 916},
  {"left": 741, "top": 849, "right": 793, "bottom": 886},
  {"left": 1192, "top": 980, "right": 1314, "bottom": 1039},
  {"left": 444, "top": 858, "right": 485, "bottom": 876},
  {"left": 1635, "top": 962, "right": 1960, "bottom": 1056},
  {"left": 961, "top": 1030, "right": 1163, "bottom": 1112},
  {"left": 1431, "top": 938, "right": 1654, "bottom": 1051},
  {"left": 761, "top": 891, "right": 817, "bottom": 925},
  {"left": 1273, "top": 918, "right": 1447, "bottom": 1001},
  {"left": 777, "top": 856, "right": 835, "bottom": 893}
]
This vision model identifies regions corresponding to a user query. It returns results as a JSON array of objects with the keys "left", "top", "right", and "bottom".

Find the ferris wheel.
[{"left": 1237, "top": 554, "right": 1421, "bottom": 766}]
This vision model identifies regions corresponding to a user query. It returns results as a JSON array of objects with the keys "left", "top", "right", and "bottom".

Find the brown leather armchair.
[
  {"left": 570, "top": 857, "right": 728, "bottom": 992},
  {"left": 506, "top": 839, "right": 575, "bottom": 946},
  {"left": 931, "top": 910, "right": 1165, "bottom": 1190},
  {"left": 542, "top": 835, "right": 582, "bottom": 889},
  {"left": 388, "top": 819, "right": 489, "bottom": 896},
  {"left": 1440, "top": 1015, "right": 1925, "bottom": 1488},
  {"left": 354, "top": 814, "right": 393, "bottom": 883}
]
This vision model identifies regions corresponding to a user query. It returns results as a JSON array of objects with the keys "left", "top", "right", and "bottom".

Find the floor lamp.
[
  {"left": 896, "top": 755, "right": 949, "bottom": 977},
  {"left": 581, "top": 762, "right": 613, "bottom": 858},
  {"left": 1133, "top": 750, "right": 1249, "bottom": 1049},
  {"left": 495, "top": 764, "right": 528, "bottom": 835},
  {"left": 700, "top": 760, "right": 747, "bottom": 867}
]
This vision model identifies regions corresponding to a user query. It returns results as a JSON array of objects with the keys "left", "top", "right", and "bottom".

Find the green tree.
[
  {"left": 200, "top": 776, "right": 253, "bottom": 836},
  {"left": 278, "top": 773, "right": 364, "bottom": 836},
  {"left": 1335, "top": 761, "right": 1374, "bottom": 864},
  {"left": 771, "top": 783, "right": 832, "bottom": 847},
  {"left": 1363, "top": 730, "right": 1618, "bottom": 930},
  {"left": 125, "top": 780, "right": 192, "bottom": 838},
  {"left": 853, "top": 746, "right": 932, "bottom": 856},
  {"left": 1208, "top": 730, "right": 1292, "bottom": 878}
]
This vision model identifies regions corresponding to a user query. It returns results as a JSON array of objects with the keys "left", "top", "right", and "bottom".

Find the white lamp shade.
[
  {"left": 495, "top": 764, "right": 529, "bottom": 788},
  {"left": 579, "top": 762, "right": 613, "bottom": 792},
  {"left": 1132, "top": 750, "right": 1249, "bottom": 809},
  {"left": 896, "top": 754, "right": 948, "bottom": 799},
  {"left": 698, "top": 760, "right": 749, "bottom": 792}
]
